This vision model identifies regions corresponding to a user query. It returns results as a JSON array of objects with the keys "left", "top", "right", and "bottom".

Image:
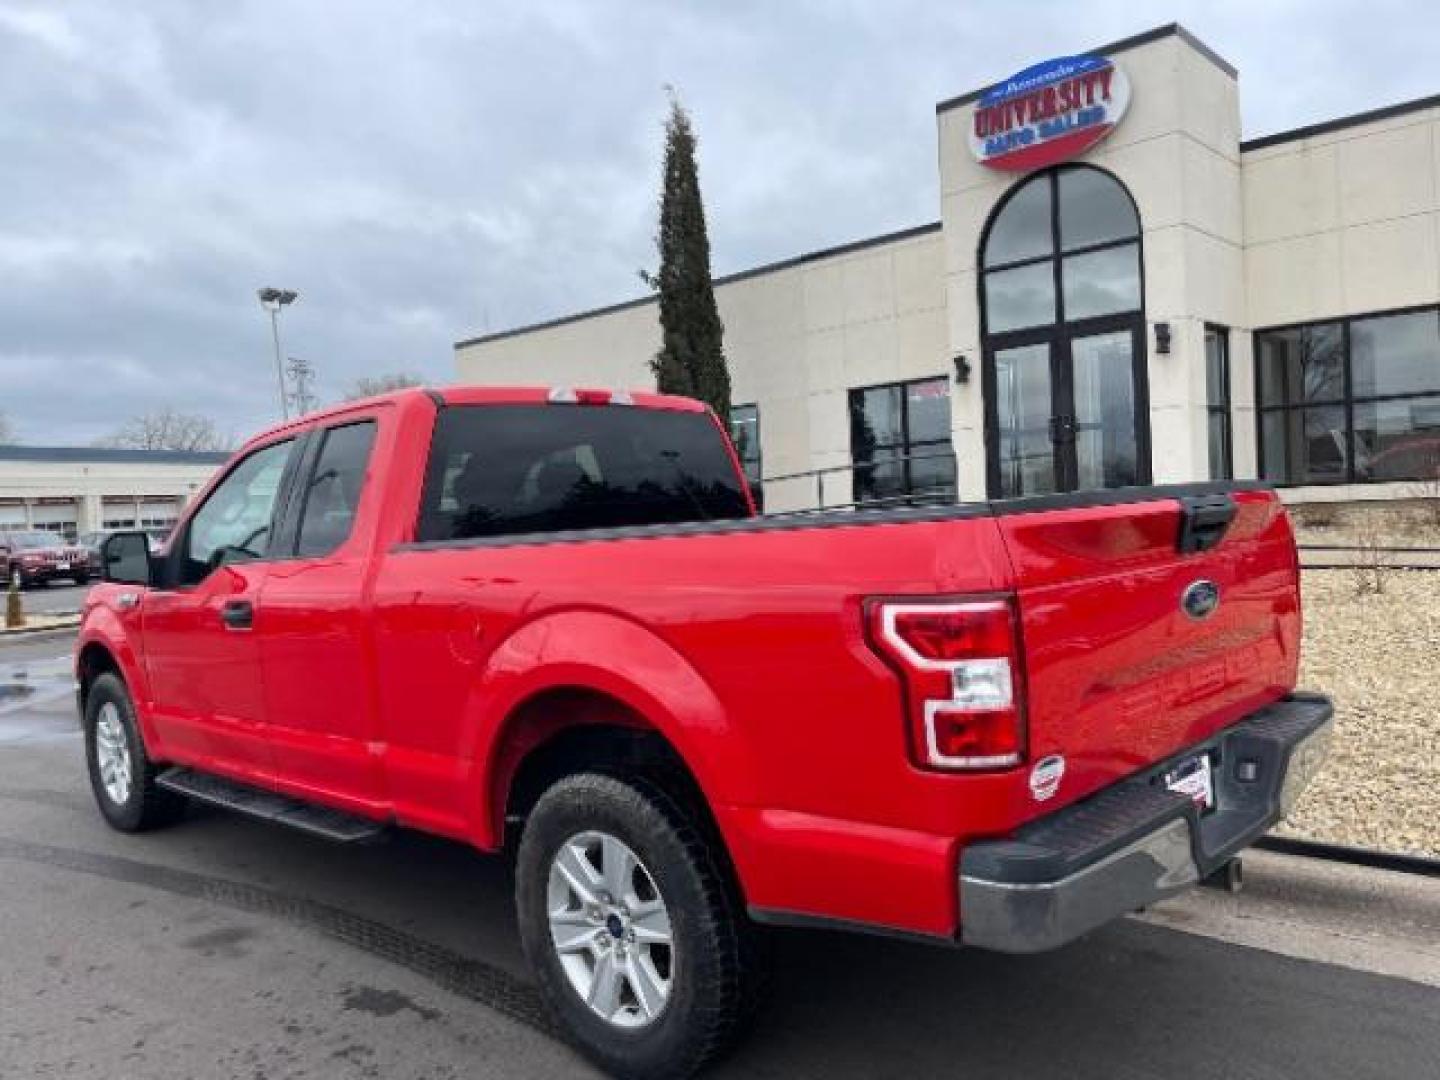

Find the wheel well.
[
  {"left": 76, "top": 643, "right": 122, "bottom": 708},
  {"left": 497, "top": 689, "right": 733, "bottom": 876}
]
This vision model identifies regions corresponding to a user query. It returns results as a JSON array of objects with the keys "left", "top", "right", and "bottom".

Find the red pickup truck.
[{"left": 78, "top": 386, "right": 1333, "bottom": 1079}]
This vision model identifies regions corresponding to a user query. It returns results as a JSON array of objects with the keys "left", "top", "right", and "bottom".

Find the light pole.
[{"left": 257, "top": 287, "right": 299, "bottom": 420}]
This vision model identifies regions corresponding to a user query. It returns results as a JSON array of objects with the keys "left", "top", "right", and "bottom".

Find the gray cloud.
[{"left": 1, "top": 0, "right": 1436, "bottom": 444}]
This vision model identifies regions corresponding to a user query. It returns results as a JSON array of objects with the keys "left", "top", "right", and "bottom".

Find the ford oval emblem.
[{"left": 1182, "top": 579, "right": 1220, "bottom": 620}]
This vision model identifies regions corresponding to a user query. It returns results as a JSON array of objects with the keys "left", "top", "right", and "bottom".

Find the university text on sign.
[{"left": 969, "top": 54, "right": 1130, "bottom": 171}]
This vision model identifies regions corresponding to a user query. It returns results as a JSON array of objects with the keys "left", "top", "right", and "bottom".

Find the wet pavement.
[{"left": 1, "top": 634, "right": 1437, "bottom": 1079}]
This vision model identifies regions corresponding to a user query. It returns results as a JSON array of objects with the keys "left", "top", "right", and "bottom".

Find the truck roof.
[{"left": 243, "top": 385, "right": 709, "bottom": 447}]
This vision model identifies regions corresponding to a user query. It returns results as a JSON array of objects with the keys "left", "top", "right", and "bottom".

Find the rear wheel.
[
  {"left": 516, "top": 773, "right": 768, "bottom": 1080},
  {"left": 83, "top": 672, "right": 187, "bottom": 832}
]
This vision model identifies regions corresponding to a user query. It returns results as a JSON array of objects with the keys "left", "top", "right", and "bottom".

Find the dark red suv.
[{"left": 1, "top": 530, "right": 92, "bottom": 588}]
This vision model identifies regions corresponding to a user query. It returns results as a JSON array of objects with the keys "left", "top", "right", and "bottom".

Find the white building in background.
[
  {"left": 0, "top": 445, "right": 227, "bottom": 539},
  {"left": 456, "top": 23, "right": 1440, "bottom": 511}
]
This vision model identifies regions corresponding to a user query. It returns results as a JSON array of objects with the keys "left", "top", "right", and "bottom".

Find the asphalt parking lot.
[{"left": 2, "top": 635, "right": 1438, "bottom": 1079}]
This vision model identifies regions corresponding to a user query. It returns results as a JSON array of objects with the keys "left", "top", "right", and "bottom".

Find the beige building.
[
  {"left": 456, "top": 24, "right": 1440, "bottom": 511},
  {"left": 0, "top": 445, "right": 226, "bottom": 540}
]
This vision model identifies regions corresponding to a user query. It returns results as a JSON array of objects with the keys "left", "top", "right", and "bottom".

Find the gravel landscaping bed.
[{"left": 1281, "top": 569, "right": 1440, "bottom": 859}]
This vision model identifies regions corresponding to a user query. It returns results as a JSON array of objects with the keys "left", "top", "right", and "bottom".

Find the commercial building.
[
  {"left": 456, "top": 23, "right": 1440, "bottom": 511},
  {"left": 0, "top": 445, "right": 227, "bottom": 539}
]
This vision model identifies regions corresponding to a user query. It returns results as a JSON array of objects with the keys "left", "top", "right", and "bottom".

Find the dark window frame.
[
  {"left": 848, "top": 375, "right": 956, "bottom": 506},
  {"left": 1205, "top": 324, "right": 1233, "bottom": 480},
  {"left": 729, "top": 403, "right": 761, "bottom": 481},
  {"left": 1254, "top": 303, "right": 1440, "bottom": 485},
  {"left": 978, "top": 164, "right": 1151, "bottom": 498},
  {"left": 729, "top": 402, "right": 763, "bottom": 511}
]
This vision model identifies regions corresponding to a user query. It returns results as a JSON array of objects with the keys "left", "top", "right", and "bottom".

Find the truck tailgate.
[{"left": 997, "top": 488, "right": 1301, "bottom": 808}]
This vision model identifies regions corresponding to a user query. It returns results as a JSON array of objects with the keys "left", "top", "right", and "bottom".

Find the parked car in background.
[{"left": 1, "top": 529, "right": 92, "bottom": 588}]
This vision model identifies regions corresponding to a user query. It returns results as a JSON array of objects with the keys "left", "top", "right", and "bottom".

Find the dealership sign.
[{"left": 970, "top": 54, "right": 1130, "bottom": 171}]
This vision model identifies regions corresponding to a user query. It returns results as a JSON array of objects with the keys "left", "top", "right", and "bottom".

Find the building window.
[
  {"left": 729, "top": 404, "right": 761, "bottom": 505},
  {"left": 1205, "top": 325, "right": 1232, "bottom": 480},
  {"left": 849, "top": 376, "right": 955, "bottom": 506},
  {"left": 980, "top": 165, "right": 1149, "bottom": 498},
  {"left": 1257, "top": 308, "right": 1440, "bottom": 484}
]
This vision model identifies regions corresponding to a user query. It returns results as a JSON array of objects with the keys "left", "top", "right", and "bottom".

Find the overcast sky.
[{"left": 2, "top": 1, "right": 1437, "bottom": 445}]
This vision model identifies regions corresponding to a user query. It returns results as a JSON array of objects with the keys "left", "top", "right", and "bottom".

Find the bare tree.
[
  {"left": 95, "top": 407, "right": 233, "bottom": 452},
  {"left": 343, "top": 372, "right": 423, "bottom": 401}
]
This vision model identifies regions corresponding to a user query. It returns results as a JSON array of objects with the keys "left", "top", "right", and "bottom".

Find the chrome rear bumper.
[{"left": 959, "top": 694, "right": 1334, "bottom": 954}]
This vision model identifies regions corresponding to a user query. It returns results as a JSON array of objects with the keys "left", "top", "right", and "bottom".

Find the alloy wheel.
[
  {"left": 546, "top": 830, "right": 674, "bottom": 1029},
  {"left": 94, "top": 702, "right": 133, "bottom": 806}
]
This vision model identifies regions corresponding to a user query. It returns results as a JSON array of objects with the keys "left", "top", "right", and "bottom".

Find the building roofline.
[
  {"left": 0, "top": 445, "right": 230, "bottom": 466},
  {"left": 934, "top": 23, "right": 1236, "bottom": 116},
  {"left": 454, "top": 220, "right": 942, "bottom": 350},
  {"left": 1240, "top": 91, "right": 1440, "bottom": 152}
]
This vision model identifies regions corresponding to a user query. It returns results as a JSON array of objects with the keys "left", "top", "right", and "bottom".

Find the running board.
[{"left": 156, "top": 767, "right": 388, "bottom": 844}]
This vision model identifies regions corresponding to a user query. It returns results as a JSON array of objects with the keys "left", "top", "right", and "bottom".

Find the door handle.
[{"left": 220, "top": 600, "right": 254, "bottom": 630}]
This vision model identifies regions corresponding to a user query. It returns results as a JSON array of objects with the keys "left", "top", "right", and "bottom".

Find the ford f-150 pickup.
[{"left": 77, "top": 385, "right": 1333, "bottom": 1079}]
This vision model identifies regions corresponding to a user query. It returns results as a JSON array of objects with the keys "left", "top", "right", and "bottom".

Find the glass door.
[
  {"left": 1068, "top": 326, "right": 1142, "bottom": 491},
  {"left": 992, "top": 339, "right": 1059, "bottom": 497},
  {"left": 986, "top": 318, "right": 1148, "bottom": 497}
]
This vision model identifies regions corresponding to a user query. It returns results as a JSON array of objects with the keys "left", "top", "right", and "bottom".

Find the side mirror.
[{"left": 101, "top": 532, "right": 155, "bottom": 587}]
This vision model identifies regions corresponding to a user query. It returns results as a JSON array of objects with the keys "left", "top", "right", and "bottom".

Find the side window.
[
  {"left": 182, "top": 439, "right": 294, "bottom": 584},
  {"left": 294, "top": 421, "right": 377, "bottom": 557}
]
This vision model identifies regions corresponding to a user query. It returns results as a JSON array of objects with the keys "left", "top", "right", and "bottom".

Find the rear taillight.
[{"left": 866, "top": 598, "right": 1026, "bottom": 771}]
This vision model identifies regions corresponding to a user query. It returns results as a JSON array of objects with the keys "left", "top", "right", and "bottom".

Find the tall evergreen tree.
[{"left": 645, "top": 92, "right": 731, "bottom": 423}]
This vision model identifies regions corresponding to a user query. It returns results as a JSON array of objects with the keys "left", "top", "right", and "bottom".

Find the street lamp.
[{"left": 257, "top": 287, "right": 299, "bottom": 420}]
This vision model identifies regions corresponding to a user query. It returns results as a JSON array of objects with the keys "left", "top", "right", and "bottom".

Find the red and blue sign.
[{"left": 969, "top": 54, "right": 1130, "bottom": 171}]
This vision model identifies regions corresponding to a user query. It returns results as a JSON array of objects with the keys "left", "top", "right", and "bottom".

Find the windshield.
[{"left": 11, "top": 531, "right": 66, "bottom": 549}]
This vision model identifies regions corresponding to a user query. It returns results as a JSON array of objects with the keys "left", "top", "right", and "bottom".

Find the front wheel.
[
  {"left": 515, "top": 773, "right": 768, "bottom": 1080},
  {"left": 83, "top": 672, "right": 187, "bottom": 832}
]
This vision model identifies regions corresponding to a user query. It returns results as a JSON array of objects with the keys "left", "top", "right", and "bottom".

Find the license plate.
[
  {"left": 1165, "top": 753, "right": 1215, "bottom": 811},
  {"left": 55, "top": 562, "right": 69, "bottom": 571}
]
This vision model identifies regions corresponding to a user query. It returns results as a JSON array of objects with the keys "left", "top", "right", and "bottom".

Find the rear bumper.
[{"left": 958, "top": 692, "right": 1334, "bottom": 954}]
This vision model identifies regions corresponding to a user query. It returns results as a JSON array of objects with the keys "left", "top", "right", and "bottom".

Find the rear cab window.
[{"left": 416, "top": 404, "right": 749, "bottom": 542}]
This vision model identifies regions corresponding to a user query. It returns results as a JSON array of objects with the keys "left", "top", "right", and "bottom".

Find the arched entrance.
[{"left": 979, "top": 165, "right": 1150, "bottom": 498}]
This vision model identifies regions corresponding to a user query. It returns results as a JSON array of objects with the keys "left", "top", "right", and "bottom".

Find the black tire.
[
  {"left": 516, "top": 773, "right": 769, "bottom": 1080},
  {"left": 83, "top": 672, "right": 187, "bottom": 832},
  {"left": 72, "top": 572, "right": 91, "bottom": 586}
]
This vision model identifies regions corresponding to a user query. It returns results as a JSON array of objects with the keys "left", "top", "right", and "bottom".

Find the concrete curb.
[
  {"left": 1140, "top": 846, "right": 1440, "bottom": 989},
  {"left": 0, "top": 618, "right": 81, "bottom": 642}
]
